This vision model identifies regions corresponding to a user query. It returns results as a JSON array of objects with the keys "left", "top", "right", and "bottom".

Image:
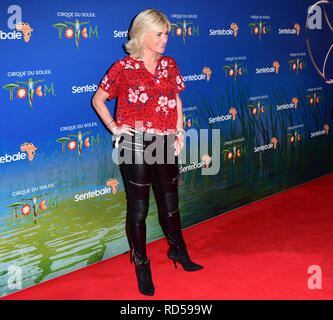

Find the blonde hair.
[{"left": 124, "top": 9, "right": 171, "bottom": 59}]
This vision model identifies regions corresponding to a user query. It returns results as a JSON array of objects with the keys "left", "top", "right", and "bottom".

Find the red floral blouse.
[{"left": 98, "top": 55, "right": 185, "bottom": 134}]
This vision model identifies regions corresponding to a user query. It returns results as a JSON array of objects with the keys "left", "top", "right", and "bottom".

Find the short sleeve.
[
  {"left": 169, "top": 58, "right": 185, "bottom": 93},
  {"left": 98, "top": 61, "right": 123, "bottom": 100}
]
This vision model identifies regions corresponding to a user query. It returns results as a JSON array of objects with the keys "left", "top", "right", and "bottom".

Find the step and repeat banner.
[{"left": 1, "top": 0, "right": 332, "bottom": 296}]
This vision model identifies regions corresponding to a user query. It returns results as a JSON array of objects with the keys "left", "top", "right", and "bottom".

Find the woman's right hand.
[{"left": 111, "top": 124, "right": 138, "bottom": 136}]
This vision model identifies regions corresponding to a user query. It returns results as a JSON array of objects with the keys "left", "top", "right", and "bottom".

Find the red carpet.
[{"left": 2, "top": 173, "right": 333, "bottom": 300}]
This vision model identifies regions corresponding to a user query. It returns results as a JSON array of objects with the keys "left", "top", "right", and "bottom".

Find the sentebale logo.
[
  {"left": 0, "top": 5, "right": 33, "bottom": 42},
  {"left": 0, "top": 142, "right": 37, "bottom": 164}
]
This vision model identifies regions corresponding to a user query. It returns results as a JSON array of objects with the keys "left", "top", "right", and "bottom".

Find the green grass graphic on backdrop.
[{"left": 0, "top": 83, "right": 332, "bottom": 297}]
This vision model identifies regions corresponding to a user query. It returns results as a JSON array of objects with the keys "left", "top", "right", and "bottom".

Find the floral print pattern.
[{"left": 99, "top": 55, "right": 185, "bottom": 134}]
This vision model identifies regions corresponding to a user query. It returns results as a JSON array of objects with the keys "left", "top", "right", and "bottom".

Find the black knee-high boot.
[
  {"left": 127, "top": 196, "right": 155, "bottom": 296},
  {"left": 156, "top": 191, "right": 203, "bottom": 272}
]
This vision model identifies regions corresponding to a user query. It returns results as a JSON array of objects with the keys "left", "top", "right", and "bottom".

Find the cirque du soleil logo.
[
  {"left": 8, "top": 189, "right": 60, "bottom": 224},
  {"left": 288, "top": 130, "right": 303, "bottom": 144},
  {"left": 306, "top": 92, "right": 322, "bottom": 108},
  {"left": 56, "top": 130, "right": 101, "bottom": 160},
  {"left": 249, "top": 20, "right": 271, "bottom": 39},
  {"left": 8, "top": 194, "right": 48, "bottom": 224},
  {"left": 170, "top": 20, "right": 199, "bottom": 44},
  {"left": 53, "top": 19, "right": 98, "bottom": 49},
  {"left": 223, "top": 143, "right": 244, "bottom": 161},
  {"left": 183, "top": 113, "right": 199, "bottom": 130},
  {"left": 223, "top": 62, "right": 248, "bottom": 81},
  {"left": 288, "top": 58, "right": 307, "bottom": 75},
  {"left": 248, "top": 101, "right": 269, "bottom": 118},
  {"left": 3, "top": 77, "right": 55, "bottom": 110}
]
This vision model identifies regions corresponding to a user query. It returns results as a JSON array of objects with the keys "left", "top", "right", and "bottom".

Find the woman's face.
[{"left": 142, "top": 25, "right": 169, "bottom": 56}]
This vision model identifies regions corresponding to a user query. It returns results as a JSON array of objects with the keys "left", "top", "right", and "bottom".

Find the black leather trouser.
[{"left": 117, "top": 130, "right": 186, "bottom": 264}]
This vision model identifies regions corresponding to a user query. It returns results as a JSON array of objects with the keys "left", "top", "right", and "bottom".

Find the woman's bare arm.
[
  {"left": 92, "top": 88, "right": 136, "bottom": 135},
  {"left": 176, "top": 93, "right": 184, "bottom": 130}
]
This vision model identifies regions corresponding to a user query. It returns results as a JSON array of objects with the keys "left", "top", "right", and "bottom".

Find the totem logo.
[
  {"left": 278, "top": 23, "right": 300, "bottom": 36},
  {"left": 53, "top": 19, "right": 98, "bottom": 49},
  {"left": 223, "top": 142, "right": 243, "bottom": 161},
  {"left": 183, "top": 113, "right": 200, "bottom": 129},
  {"left": 56, "top": 130, "right": 100, "bottom": 160},
  {"left": 209, "top": 23, "right": 239, "bottom": 37},
  {"left": 249, "top": 20, "right": 271, "bottom": 39},
  {"left": 248, "top": 101, "right": 269, "bottom": 117},
  {"left": 1, "top": 5, "right": 33, "bottom": 42},
  {"left": 170, "top": 20, "right": 199, "bottom": 44},
  {"left": 0, "top": 142, "right": 37, "bottom": 164},
  {"left": 256, "top": 61, "right": 280, "bottom": 74},
  {"left": 306, "top": 92, "right": 322, "bottom": 108},
  {"left": 288, "top": 58, "right": 306, "bottom": 75},
  {"left": 3, "top": 77, "right": 55, "bottom": 110},
  {"left": 223, "top": 62, "right": 248, "bottom": 81},
  {"left": 288, "top": 130, "right": 303, "bottom": 144}
]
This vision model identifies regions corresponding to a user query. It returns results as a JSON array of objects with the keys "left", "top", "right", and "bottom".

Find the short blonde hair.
[{"left": 124, "top": 9, "right": 171, "bottom": 59}]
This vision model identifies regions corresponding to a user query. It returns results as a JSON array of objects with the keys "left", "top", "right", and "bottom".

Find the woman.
[{"left": 92, "top": 8, "right": 203, "bottom": 296}]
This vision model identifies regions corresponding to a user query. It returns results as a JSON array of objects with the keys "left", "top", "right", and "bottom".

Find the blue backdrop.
[{"left": 0, "top": 0, "right": 332, "bottom": 297}]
